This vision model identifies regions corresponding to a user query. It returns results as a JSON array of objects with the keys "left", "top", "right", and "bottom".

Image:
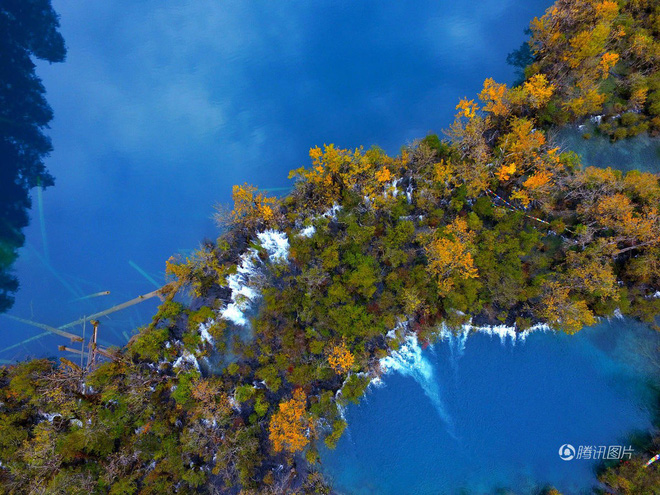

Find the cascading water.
[
  {"left": 322, "top": 319, "right": 657, "bottom": 495},
  {"left": 380, "top": 334, "right": 457, "bottom": 439},
  {"left": 220, "top": 229, "right": 289, "bottom": 328},
  {"left": 379, "top": 322, "right": 552, "bottom": 437}
]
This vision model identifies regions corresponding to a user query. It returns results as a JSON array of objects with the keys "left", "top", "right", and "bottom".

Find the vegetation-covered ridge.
[
  {"left": 520, "top": 0, "right": 660, "bottom": 139},
  {"left": 1, "top": 0, "right": 660, "bottom": 493}
]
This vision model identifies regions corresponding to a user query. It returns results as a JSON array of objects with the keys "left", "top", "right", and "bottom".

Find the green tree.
[{"left": 0, "top": 0, "right": 66, "bottom": 312}]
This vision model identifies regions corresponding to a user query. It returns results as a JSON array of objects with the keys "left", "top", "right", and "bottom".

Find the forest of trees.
[
  {"left": 0, "top": 0, "right": 66, "bottom": 312},
  {"left": 527, "top": 0, "right": 660, "bottom": 139},
  {"left": 0, "top": 0, "right": 658, "bottom": 493}
]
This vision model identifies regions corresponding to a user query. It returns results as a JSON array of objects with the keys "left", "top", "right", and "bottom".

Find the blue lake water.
[
  {"left": 1, "top": 0, "right": 555, "bottom": 360},
  {"left": 321, "top": 321, "right": 659, "bottom": 494}
]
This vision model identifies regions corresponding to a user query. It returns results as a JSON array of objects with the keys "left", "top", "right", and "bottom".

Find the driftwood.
[
  {"left": 58, "top": 287, "right": 165, "bottom": 331},
  {"left": 3, "top": 314, "right": 83, "bottom": 342},
  {"left": 3, "top": 285, "right": 169, "bottom": 367}
]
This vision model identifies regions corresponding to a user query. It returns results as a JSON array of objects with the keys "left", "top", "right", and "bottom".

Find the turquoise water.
[
  {"left": 554, "top": 127, "right": 660, "bottom": 174},
  {"left": 2, "top": 0, "right": 553, "bottom": 359},
  {"left": 321, "top": 321, "right": 659, "bottom": 494}
]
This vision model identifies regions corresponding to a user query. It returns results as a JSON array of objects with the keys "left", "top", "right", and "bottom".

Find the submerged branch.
[
  {"left": 58, "top": 286, "right": 166, "bottom": 331},
  {"left": 2, "top": 314, "right": 82, "bottom": 342}
]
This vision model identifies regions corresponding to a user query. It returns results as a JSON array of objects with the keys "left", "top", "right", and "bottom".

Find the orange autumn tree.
[
  {"left": 269, "top": 389, "right": 315, "bottom": 454},
  {"left": 229, "top": 183, "right": 277, "bottom": 233},
  {"left": 512, "top": 170, "right": 554, "bottom": 208},
  {"left": 525, "top": 0, "right": 650, "bottom": 127},
  {"left": 497, "top": 162, "right": 517, "bottom": 182},
  {"left": 523, "top": 74, "right": 555, "bottom": 108},
  {"left": 426, "top": 218, "right": 478, "bottom": 296},
  {"left": 449, "top": 77, "right": 557, "bottom": 198},
  {"left": 289, "top": 144, "right": 409, "bottom": 209},
  {"left": 456, "top": 97, "right": 479, "bottom": 118},
  {"left": 477, "top": 75, "right": 555, "bottom": 117},
  {"left": 598, "top": 52, "right": 619, "bottom": 78},
  {"left": 540, "top": 281, "right": 596, "bottom": 334},
  {"left": 479, "top": 78, "right": 509, "bottom": 116},
  {"left": 594, "top": 194, "right": 660, "bottom": 252},
  {"left": 327, "top": 340, "right": 355, "bottom": 374},
  {"left": 498, "top": 118, "right": 546, "bottom": 169},
  {"left": 375, "top": 166, "right": 392, "bottom": 183}
]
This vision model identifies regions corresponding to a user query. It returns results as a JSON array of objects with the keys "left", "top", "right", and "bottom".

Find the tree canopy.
[{"left": 0, "top": 0, "right": 66, "bottom": 312}]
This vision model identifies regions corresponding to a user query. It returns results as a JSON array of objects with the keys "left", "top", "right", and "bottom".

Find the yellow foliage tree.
[
  {"left": 523, "top": 74, "right": 555, "bottom": 108},
  {"left": 595, "top": 194, "right": 660, "bottom": 247},
  {"left": 598, "top": 52, "right": 619, "bottom": 78},
  {"left": 229, "top": 183, "right": 277, "bottom": 233},
  {"left": 433, "top": 160, "right": 453, "bottom": 185},
  {"left": 629, "top": 87, "right": 648, "bottom": 110},
  {"left": 623, "top": 170, "right": 660, "bottom": 204},
  {"left": 507, "top": 118, "right": 546, "bottom": 156},
  {"left": 191, "top": 379, "right": 233, "bottom": 422},
  {"left": 541, "top": 281, "right": 596, "bottom": 334},
  {"left": 479, "top": 78, "right": 509, "bottom": 116},
  {"left": 375, "top": 167, "right": 392, "bottom": 183},
  {"left": 510, "top": 188, "right": 531, "bottom": 207},
  {"left": 595, "top": 1, "right": 618, "bottom": 22},
  {"left": 523, "top": 171, "right": 552, "bottom": 191},
  {"left": 426, "top": 218, "right": 478, "bottom": 296},
  {"left": 327, "top": 340, "right": 355, "bottom": 374},
  {"left": 566, "top": 254, "right": 617, "bottom": 300},
  {"left": 269, "top": 389, "right": 314, "bottom": 454},
  {"left": 568, "top": 23, "right": 611, "bottom": 68},
  {"left": 446, "top": 115, "right": 491, "bottom": 196},
  {"left": 456, "top": 98, "right": 479, "bottom": 118},
  {"left": 497, "top": 163, "right": 517, "bottom": 182},
  {"left": 497, "top": 118, "right": 546, "bottom": 175},
  {"left": 289, "top": 145, "right": 407, "bottom": 208}
]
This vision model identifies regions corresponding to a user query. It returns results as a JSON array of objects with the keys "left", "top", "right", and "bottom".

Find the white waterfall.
[
  {"left": 380, "top": 334, "right": 457, "bottom": 439},
  {"left": 220, "top": 230, "right": 290, "bottom": 327}
]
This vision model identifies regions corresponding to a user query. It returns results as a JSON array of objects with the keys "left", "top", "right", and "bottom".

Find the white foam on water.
[
  {"left": 220, "top": 230, "right": 289, "bottom": 327},
  {"left": 323, "top": 203, "right": 342, "bottom": 220},
  {"left": 369, "top": 375, "right": 384, "bottom": 388},
  {"left": 446, "top": 321, "right": 553, "bottom": 346},
  {"left": 390, "top": 178, "right": 400, "bottom": 197},
  {"left": 299, "top": 225, "right": 316, "bottom": 238},
  {"left": 375, "top": 321, "right": 553, "bottom": 439},
  {"left": 222, "top": 303, "right": 250, "bottom": 326},
  {"left": 173, "top": 350, "right": 200, "bottom": 373},
  {"left": 380, "top": 333, "right": 457, "bottom": 439},
  {"left": 41, "top": 412, "right": 62, "bottom": 423},
  {"left": 221, "top": 248, "right": 259, "bottom": 326},
  {"left": 406, "top": 182, "right": 413, "bottom": 204},
  {"left": 437, "top": 324, "right": 470, "bottom": 365},
  {"left": 199, "top": 320, "right": 215, "bottom": 345},
  {"left": 228, "top": 395, "right": 241, "bottom": 413},
  {"left": 256, "top": 229, "right": 289, "bottom": 262},
  {"left": 467, "top": 323, "right": 519, "bottom": 345}
]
